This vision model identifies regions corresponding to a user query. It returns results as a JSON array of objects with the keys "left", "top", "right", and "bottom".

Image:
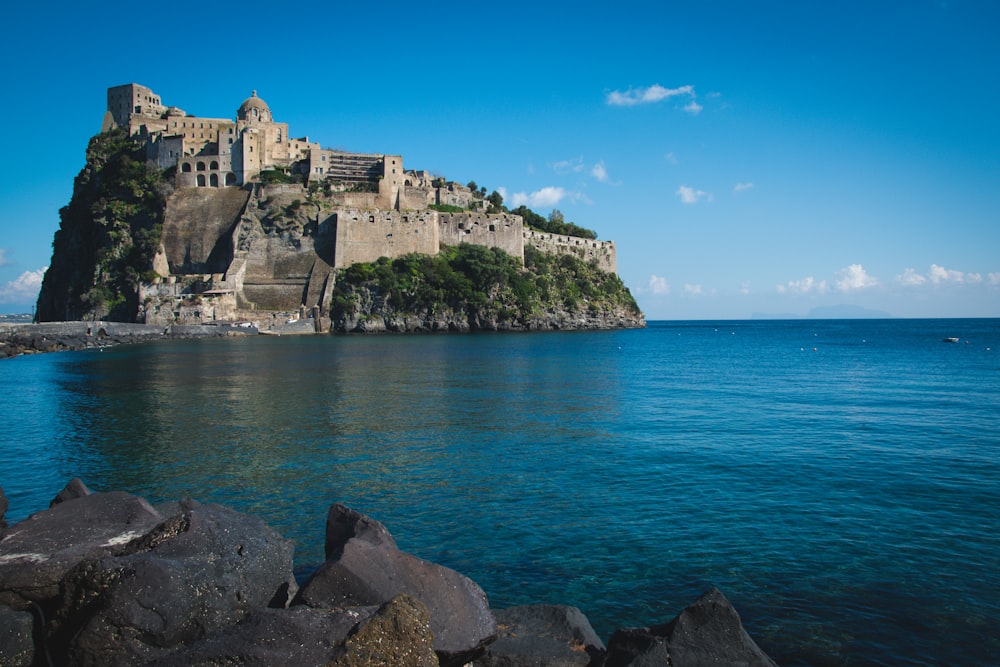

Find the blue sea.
[{"left": 2, "top": 319, "right": 999, "bottom": 666}]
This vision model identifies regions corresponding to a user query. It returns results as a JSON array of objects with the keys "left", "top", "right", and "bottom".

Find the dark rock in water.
[
  {"left": 147, "top": 604, "right": 378, "bottom": 666},
  {"left": 475, "top": 604, "right": 606, "bottom": 666},
  {"left": 54, "top": 502, "right": 296, "bottom": 666},
  {"left": 296, "top": 503, "right": 497, "bottom": 667},
  {"left": 0, "top": 489, "right": 163, "bottom": 609},
  {"left": 50, "top": 477, "right": 93, "bottom": 507},
  {"left": 0, "top": 605, "right": 35, "bottom": 666},
  {"left": 605, "top": 587, "right": 777, "bottom": 667},
  {"left": 331, "top": 594, "right": 439, "bottom": 667}
]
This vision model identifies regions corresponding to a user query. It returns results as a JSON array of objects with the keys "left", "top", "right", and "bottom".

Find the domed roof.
[{"left": 238, "top": 90, "right": 271, "bottom": 120}]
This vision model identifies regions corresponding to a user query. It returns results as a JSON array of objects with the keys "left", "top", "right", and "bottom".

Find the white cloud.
[
  {"left": 776, "top": 276, "right": 828, "bottom": 294},
  {"left": 646, "top": 275, "right": 670, "bottom": 295},
  {"left": 591, "top": 161, "right": 609, "bottom": 183},
  {"left": 676, "top": 185, "right": 711, "bottom": 204},
  {"left": 733, "top": 182, "right": 754, "bottom": 193},
  {"left": 552, "top": 157, "right": 585, "bottom": 174},
  {"left": 989, "top": 272, "right": 1000, "bottom": 286},
  {"left": 929, "top": 263, "right": 965, "bottom": 284},
  {"left": 665, "top": 152, "right": 679, "bottom": 165},
  {"left": 497, "top": 186, "right": 508, "bottom": 203},
  {"left": 0, "top": 267, "right": 46, "bottom": 304},
  {"left": 741, "top": 281, "right": 751, "bottom": 295},
  {"left": 606, "top": 84, "right": 695, "bottom": 107},
  {"left": 836, "top": 264, "right": 878, "bottom": 292},
  {"left": 683, "top": 101, "right": 703, "bottom": 115},
  {"left": 0, "top": 248, "right": 9, "bottom": 267},
  {"left": 967, "top": 272, "right": 983, "bottom": 283},
  {"left": 684, "top": 283, "right": 703, "bottom": 296},
  {"left": 896, "top": 268, "right": 927, "bottom": 286},
  {"left": 510, "top": 186, "right": 583, "bottom": 209}
]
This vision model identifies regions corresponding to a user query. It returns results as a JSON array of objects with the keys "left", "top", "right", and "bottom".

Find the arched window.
[
  {"left": 181, "top": 163, "right": 192, "bottom": 173},
  {"left": 225, "top": 173, "right": 237, "bottom": 186},
  {"left": 196, "top": 174, "right": 206, "bottom": 187},
  {"left": 196, "top": 162, "right": 206, "bottom": 172},
  {"left": 210, "top": 161, "right": 219, "bottom": 170},
  {"left": 210, "top": 174, "right": 219, "bottom": 187}
]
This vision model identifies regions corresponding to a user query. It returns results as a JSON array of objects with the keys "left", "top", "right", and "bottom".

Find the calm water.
[{"left": 2, "top": 319, "right": 999, "bottom": 665}]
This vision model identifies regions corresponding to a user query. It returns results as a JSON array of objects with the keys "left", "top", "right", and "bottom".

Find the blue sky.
[{"left": 1, "top": 1, "right": 997, "bottom": 319}]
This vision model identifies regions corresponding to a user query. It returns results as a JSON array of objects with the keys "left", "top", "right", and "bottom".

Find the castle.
[{"left": 104, "top": 84, "right": 619, "bottom": 326}]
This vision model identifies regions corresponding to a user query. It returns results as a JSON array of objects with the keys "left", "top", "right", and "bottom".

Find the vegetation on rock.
[
  {"left": 510, "top": 205, "right": 598, "bottom": 240},
  {"left": 330, "top": 243, "right": 642, "bottom": 331},
  {"left": 36, "top": 129, "right": 171, "bottom": 322}
]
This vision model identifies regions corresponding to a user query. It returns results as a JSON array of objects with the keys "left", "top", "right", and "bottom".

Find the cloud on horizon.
[
  {"left": 734, "top": 182, "right": 754, "bottom": 193},
  {"left": 0, "top": 267, "right": 46, "bottom": 304},
  {"left": 606, "top": 84, "right": 695, "bottom": 107},
  {"left": 836, "top": 264, "right": 879, "bottom": 292},
  {"left": 645, "top": 275, "right": 670, "bottom": 295},
  {"left": 897, "top": 263, "right": 987, "bottom": 286},
  {"left": 776, "top": 276, "right": 828, "bottom": 294}
]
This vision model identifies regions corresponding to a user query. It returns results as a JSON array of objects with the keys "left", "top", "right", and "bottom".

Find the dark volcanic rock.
[
  {"left": 332, "top": 594, "right": 439, "bottom": 667},
  {"left": 0, "top": 605, "right": 35, "bottom": 666},
  {"left": 0, "top": 489, "right": 163, "bottom": 610},
  {"left": 605, "top": 587, "right": 777, "bottom": 667},
  {"left": 148, "top": 604, "right": 378, "bottom": 667},
  {"left": 475, "top": 604, "right": 606, "bottom": 667},
  {"left": 55, "top": 502, "right": 296, "bottom": 666},
  {"left": 296, "top": 503, "right": 496, "bottom": 667},
  {"left": 50, "top": 477, "right": 93, "bottom": 507}
]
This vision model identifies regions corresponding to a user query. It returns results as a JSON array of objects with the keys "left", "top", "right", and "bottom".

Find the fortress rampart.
[{"left": 523, "top": 230, "right": 617, "bottom": 274}]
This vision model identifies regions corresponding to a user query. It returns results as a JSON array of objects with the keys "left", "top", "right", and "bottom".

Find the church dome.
[{"left": 238, "top": 90, "right": 271, "bottom": 122}]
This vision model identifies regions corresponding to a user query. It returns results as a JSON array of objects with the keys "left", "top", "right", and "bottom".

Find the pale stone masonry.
[{"left": 103, "top": 84, "right": 619, "bottom": 324}]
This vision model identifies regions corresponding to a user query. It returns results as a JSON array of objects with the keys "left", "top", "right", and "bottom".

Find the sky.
[{"left": 1, "top": 1, "right": 997, "bottom": 320}]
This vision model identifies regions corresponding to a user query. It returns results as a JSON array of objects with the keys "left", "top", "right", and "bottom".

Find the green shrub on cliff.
[
  {"left": 36, "top": 129, "right": 172, "bottom": 322},
  {"left": 330, "top": 243, "right": 641, "bottom": 328}
]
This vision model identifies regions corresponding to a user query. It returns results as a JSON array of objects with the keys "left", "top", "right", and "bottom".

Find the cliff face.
[
  {"left": 37, "top": 130, "right": 172, "bottom": 322},
  {"left": 38, "top": 132, "right": 644, "bottom": 330},
  {"left": 329, "top": 244, "right": 645, "bottom": 333}
]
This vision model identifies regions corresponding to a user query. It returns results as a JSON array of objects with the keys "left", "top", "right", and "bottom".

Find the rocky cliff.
[{"left": 37, "top": 131, "right": 644, "bottom": 331}]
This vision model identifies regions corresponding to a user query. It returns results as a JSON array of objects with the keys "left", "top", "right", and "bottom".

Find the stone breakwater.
[
  {"left": 0, "top": 322, "right": 257, "bottom": 358},
  {"left": 0, "top": 481, "right": 777, "bottom": 667}
]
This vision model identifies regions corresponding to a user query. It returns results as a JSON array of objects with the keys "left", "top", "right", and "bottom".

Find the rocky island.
[
  {"left": 33, "top": 84, "right": 644, "bottom": 334},
  {"left": 0, "top": 480, "right": 777, "bottom": 666}
]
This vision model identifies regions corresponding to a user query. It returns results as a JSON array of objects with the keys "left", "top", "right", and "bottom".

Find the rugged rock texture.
[
  {"left": 475, "top": 604, "right": 606, "bottom": 667},
  {"left": 0, "top": 605, "right": 34, "bottom": 667},
  {"left": 0, "top": 486, "right": 164, "bottom": 610},
  {"left": 604, "top": 587, "right": 777, "bottom": 667},
  {"left": 54, "top": 502, "right": 296, "bottom": 666},
  {"left": 146, "top": 603, "right": 378, "bottom": 666},
  {"left": 0, "top": 482, "right": 779, "bottom": 666},
  {"left": 295, "top": 503, "right": 497, "bottom": 666}
]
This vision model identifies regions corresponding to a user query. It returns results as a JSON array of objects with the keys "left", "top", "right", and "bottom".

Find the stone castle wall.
[
  {"left": 524, "top": 229, "right": 617, "bottom": 274},
  {"left": 438, "top": 213, "right": 524, "bottom": 260},
  {"left": 333, "top": 209, "right": 440, "bottom": 268}
]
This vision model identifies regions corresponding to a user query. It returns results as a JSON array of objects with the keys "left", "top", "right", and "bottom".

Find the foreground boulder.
[
  {"left": 52, "top": 501, "right": 296, "bottom": 665},
  {"left": 604, "top": 587, "right": 777, "bottom": 667},
  {"left": 475, "top": 604, "right": 606, "bottom": 666},
  {"left": 295, "top": 503, "right": 497, "bottom": 666},
  {"left": 0, "top": 484, "right": 164, "bottom": 610},
  {"left": 0, "top": 605, "right": 35, "bottom": 667}
]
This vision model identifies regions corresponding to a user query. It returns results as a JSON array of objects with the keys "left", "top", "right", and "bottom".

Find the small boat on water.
[{"left": 942, "top": 337, "right": 960, "bottom": 343}]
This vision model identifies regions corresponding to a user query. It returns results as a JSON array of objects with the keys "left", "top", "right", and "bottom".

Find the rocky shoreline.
[{"left": 0, "top": 480, "right": 777, "bottom": 666}]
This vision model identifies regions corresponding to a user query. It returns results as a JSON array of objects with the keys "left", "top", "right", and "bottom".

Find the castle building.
[{"left": 102, "top": 84, "right": 405, "bottom": 205}]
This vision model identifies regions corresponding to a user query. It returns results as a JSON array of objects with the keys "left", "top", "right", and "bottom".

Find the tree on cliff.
[{"left": 36, "top": 129, "right": 172, "bottom": 322}]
